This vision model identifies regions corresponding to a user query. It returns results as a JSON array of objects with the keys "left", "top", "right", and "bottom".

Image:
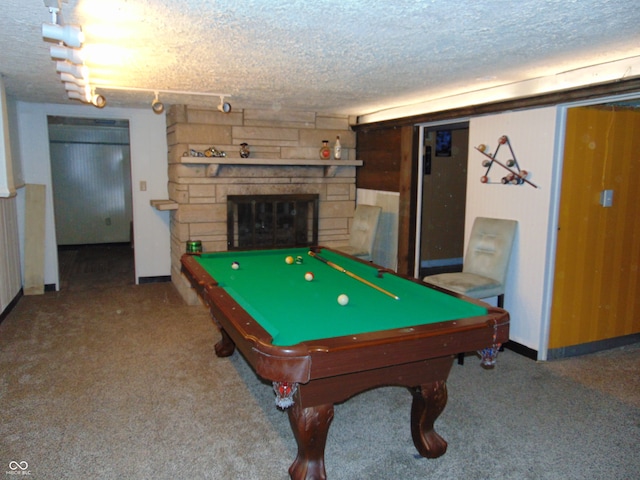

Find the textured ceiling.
[{"left": 2, "top": 0, "right": 640, "bottom": 117}]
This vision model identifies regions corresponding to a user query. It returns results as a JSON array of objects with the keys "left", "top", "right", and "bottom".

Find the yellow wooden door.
[{"left": 549, "top": 106, "right": 640, "bottom": 349}]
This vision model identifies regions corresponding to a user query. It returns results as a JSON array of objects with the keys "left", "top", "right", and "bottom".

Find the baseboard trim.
[
  {"left": 138, "top": 275, "right": 171, "bottom": 284},
  {"left": 503, "top": 341, "right": 538, "bottom": 361},
  {"left": 547, "top": 333, "right": 640, "bottom": 360},
  {"left": 0, "top": 288, "right": 24, "bottom": 325}
]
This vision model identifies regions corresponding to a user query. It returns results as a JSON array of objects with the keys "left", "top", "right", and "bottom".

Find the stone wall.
[{"left": 166, "top": 105, "right": 359, "bottom": 303}]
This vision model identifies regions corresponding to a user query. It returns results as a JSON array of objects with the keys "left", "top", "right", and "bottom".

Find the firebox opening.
[{"left": 227, "top": 194, "right": 319, "bottom": 250}]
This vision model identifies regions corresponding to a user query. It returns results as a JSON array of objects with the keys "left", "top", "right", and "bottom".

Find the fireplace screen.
[{"left": 227, "top": 194, "right": 319, "bottom": 250}]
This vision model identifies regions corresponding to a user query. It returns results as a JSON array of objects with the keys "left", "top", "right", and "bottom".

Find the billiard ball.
[
  {"left": 285, "top": 256, "right": 294, "bottom": 264},
  {"left": 304, "top": 272, "right": 314, "bottom": 281},
  {"left": 231, "top": 261, "right": 240, "bottom": 270},
  {"left": 337, "top": 294, "right": 349, "bottom": 306}
]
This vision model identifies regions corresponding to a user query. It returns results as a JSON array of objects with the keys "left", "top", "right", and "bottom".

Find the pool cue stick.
[{"left": 308, "top": 251, "right": 399, "bottom": 300}]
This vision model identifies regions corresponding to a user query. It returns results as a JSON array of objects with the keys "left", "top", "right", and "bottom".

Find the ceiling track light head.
[
  {"left": 151, "top": 92, "right": 164, "bottom": 114},
  {"left": 218, "top": 96, "right": 232, "bottom": 113},
  {"left": 60, "top": 72, "right": 88, "bottom": 86},
  {"left": 42, "top": 23, "right": 84, "bottom": 48},
  {"left": 56, "top": 61, "right": 88, "bottom": 80},
  {"left": 91, "top": 92, "right": 107, "bottom": 109},
  {"left": 50, "top": 44, "right": 85, "bottom": 65},
  {"left": 67, "top": 90, "right": 84, "bottom": 102}
]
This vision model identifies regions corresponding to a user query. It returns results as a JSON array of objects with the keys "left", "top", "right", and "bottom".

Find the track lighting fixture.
[
  {"left": 59, "top": 72, "right": 87, "bottom": 86},
  {"left": 56, "top": 61, "right": 88, "bottom": 80},
  {"left": 91, "top": 92, "right": 107, "bottom": 108},
  {"left": 65, "top": 84, "right": 106, "bottom": 108},
  {"left": 66, "top": 91, "right": 85, "bottom": 102},
  {"left": 63, "top": 82, "right": 87, "bottom": 94},
  {"left": 218, "top": 96, "right": 232, "bottom": 113},
  {"left": 43, "top": 0, "right": 103, "bottom": 108},
  {"left": 42, "top": 23, "right": 84, "bottom": 48},
  {"left": 151, "top": 92, "right": 164, "bottom": 114},
  {"left": 50, "top": 45, "right": 85, "bottom": 65},
  {"left": 94, "top": 86, "right": 232, "bottom": 113}
]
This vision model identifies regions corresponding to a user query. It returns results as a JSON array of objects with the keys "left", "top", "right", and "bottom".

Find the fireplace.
[{"left": 227, "top": 194, "right": 319, "bottom": 250}]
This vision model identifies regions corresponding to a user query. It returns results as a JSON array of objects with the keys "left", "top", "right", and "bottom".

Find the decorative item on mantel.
[
  {"left": 476, "top": 135, "right": 538, "bottom": 188},
  {"left": 185, "top": 147, "right": 226, "bottom": 158},
  {"left": 333, "top": 136, "right": 342, "bottom": 160},
  {"left": 319, "top": 140, "right": 331, "bottom": 160},
  {"left": 239, "top": 143, "right": 250, "bottom": 158}
]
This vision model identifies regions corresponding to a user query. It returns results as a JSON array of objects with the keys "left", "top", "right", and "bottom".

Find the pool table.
[{"left": 181, "top": 247, "right": 509, "bottom": 480}]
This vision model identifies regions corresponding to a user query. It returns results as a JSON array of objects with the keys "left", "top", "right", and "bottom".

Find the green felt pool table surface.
[{"left": 191, "top": 247, "right": 487, "bottom": 346}]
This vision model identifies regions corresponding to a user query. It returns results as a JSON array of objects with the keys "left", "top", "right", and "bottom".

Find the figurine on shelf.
[
  {"left": 204, "top": 146, "right": 226, "bottom": 158},
  {"left": 333, "top": 136, "right": 342, "bottom": 160},
  {"left": 189, "top": 148, "right": 205, "bottom": 157},
  {"left": 239, "top": 143, "right": 250, "bottom": 158},
  {"left": 319, "top": 140, "right": 331, "bottom": 160}
]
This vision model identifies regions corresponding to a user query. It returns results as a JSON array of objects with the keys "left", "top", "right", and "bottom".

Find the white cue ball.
[
  {"left": 304, "top": 272, "right": 314, "bottom": 281},
  {"left": 337, "top": 294, "right": 349, "bottom": 306},
  {"left": 231, "top": 261, "right": 240, "bottom": 270}
]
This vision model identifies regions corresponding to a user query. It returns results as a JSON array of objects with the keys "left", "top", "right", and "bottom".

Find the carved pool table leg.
[
  {"left": 409, "top": 380, "right": 448, "bottom": 458},
  {"left": 287, "top": 400, "right": 335, "bottom": 480},
  {"left": 214, "top": 327, "right": 236, "bottom": 357}
]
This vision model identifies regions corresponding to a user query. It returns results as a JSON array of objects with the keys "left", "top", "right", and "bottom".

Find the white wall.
[
  {"left": 14, "top": 102, "right": 170, "bottom": 288},
  {"left": 467, "top": 107, "right": 560, "bottom": 354}
]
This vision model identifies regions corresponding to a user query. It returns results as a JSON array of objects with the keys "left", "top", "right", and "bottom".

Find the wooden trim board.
[{"left": 24, "top": 184, "right": 46, "bottom": 295}]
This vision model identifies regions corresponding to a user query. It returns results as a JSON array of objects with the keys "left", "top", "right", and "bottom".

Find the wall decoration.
[
  {"left": 475, "top": 135, "right": 538, "bottom": 188},
  {"left": 239, "top": 143, "right": 250, "bottom": 158},
  {"left": 186, "top": 146, "right": 226, "bottom": 158},
  {"left": 435, "top": 130, "right": 451, "bottom": 157}
]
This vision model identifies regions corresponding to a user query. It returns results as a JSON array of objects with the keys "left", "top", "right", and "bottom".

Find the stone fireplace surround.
[{"left": 163, "top": 105, "right": 361, "bottom": 304}]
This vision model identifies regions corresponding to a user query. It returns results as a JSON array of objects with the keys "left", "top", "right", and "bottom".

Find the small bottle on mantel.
[
  {"left": 319, "top": 140, "right": 331, "bottom": 160},
  {"left": 333, "top": 135, "right": 342, "bottom": 160}
]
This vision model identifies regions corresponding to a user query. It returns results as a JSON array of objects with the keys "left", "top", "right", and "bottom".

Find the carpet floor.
[{"left": 0, "top": 245, "right": 638, "bottom": 479}]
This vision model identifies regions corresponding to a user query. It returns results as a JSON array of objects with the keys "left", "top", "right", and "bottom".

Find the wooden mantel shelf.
[
  {"left": 180, "top": 156, "right": 363, "bottom": 177},
  {"left": 150, "top": 199, "right": 178, "bottom": 211}
]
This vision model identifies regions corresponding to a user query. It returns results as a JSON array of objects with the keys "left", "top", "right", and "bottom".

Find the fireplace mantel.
[
  {"left": 180, "top": 156, "right": 363, "bottom": 177},
  {"left": 151, "top": 157, "right": 364, "bottom": 211}
]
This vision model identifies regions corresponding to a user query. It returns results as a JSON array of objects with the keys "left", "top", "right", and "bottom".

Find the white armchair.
[
  {"left": 423, "top": 217, "right": 517, "bottom": 363},
  {"left": 334, "top": 204, "right": 382, "bottom": 261}
]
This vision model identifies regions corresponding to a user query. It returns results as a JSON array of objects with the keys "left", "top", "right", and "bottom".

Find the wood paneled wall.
[
  {"left": 356, "top": 126, "right": 402, "bottom": 192},
  {"left": 356, "top": 125, "right": 417, "bottom": 275},
  {"left": 0, "top": 197, "right": 21, "bottom": 313},
  {"left": 549, "top": 106, "right": 640, "bottom": 348}
]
